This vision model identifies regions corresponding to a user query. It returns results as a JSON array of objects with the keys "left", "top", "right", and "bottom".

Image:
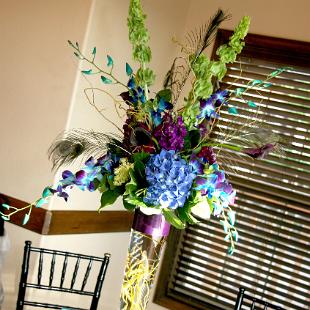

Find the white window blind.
[{"left": 162, "top": 49, "right": 310, "bottom": 309}]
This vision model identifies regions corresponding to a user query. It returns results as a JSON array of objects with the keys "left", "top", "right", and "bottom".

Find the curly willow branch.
[{"left": 120, "top": 231, "right": 165, "bottom": 310}]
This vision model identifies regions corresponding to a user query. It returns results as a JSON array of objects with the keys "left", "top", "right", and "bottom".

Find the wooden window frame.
[{"left": 153, "top": 30, "right": 310, "bottom": 310}]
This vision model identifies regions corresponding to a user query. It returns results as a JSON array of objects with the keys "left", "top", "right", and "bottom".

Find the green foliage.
[
  {"left": 136, "top": 68, "right": 155, "bottom": 87},
  {"left": 107, "top": 55, "right": 113, "bottom": 67},
  {"left": 210, "top": 61, "right": 227, "bottom": 80},
  {"left": 124, "top": 196, "right": 148, "bottom": 209},
  {"left": 191, "top": 54, "right": 213, "bottom": 100},
  {"left": 42, "top": 187, "right": 53, "bottom": 198},
  {"left": 101, "top": 76, "right": 113, "bottom": 84},
  {"left": 228, "top": 106, "right": 238, "bottom": 114},
  {"left": 126, "top": 63, "right": 133, "bottom": 76},
  {"left": 156, "top": 89, "right": 172, "bottom": 102},
  {"left": 35, "top": 198, "right": 47, "bottom": 208},
  {"left": 183, "top": 130, "right": 201, "bottom": 150},
  {"left": 22, "top": 213, "right": 30, "bottom": 225},
  {"left": 162, "top": 209, "right": 186, "bottom": 229},
  {"left": 99, "top": 187, "right": 122, "bottom": 210},
  {"left": 2, "top": 204, "right": 10, "bottom": 210},
  {"left": 122, "top": 197, "right": 136, "bottom": 211},
  {"left": 235, "top": 87, "right": 245, "bottom": 97},
  {"left": 182, "top": 101, "right": 200, "bottom": 130},
  {"left": 177, "top": 192, "right": 201, "bottom": 225},
  {"left": 124, "top": 169, "right": 138, "bottom": 197},
  {"left": 247, "top": 101, "right": 257, "bottom": 108},
  {"left": 216, "top": 16, "right": 250, "bottom": 79},
  {"left": 81, "top": 69, "right": 92, "bottom": 75},
  {"left": 128, "top": 0, "right": 152, "bottom": 64}
]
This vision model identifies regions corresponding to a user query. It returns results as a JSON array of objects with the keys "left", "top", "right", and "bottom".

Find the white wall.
[
  {"left": 0, "top": 0, "right": 92, "bottom": 307},
  {"left": 1, "top": 0, "right": 309, "bottom": 309}
]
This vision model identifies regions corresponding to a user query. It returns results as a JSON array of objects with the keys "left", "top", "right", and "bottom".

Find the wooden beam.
[
  {"left": 0, "top": 193, "right": 133, "bottom": 235},
  {"left": 47, "top": 210, "right": 133, "bottom": 235}
]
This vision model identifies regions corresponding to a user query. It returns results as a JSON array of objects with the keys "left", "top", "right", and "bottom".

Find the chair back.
[
  {"left": 16, "top": 240, "right": 110, "bottom": 310},
  {"left": 234, "top": 287, "right": 285, "bottom": 310}
]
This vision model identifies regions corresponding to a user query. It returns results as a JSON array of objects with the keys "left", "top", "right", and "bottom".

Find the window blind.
[{"left": 164, "top": 56, "right": 310, "bottom": 309}]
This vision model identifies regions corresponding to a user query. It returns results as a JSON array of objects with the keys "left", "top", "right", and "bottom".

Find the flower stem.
[{"left": 70, "top": 43, "right": 128, "bottom": 89}]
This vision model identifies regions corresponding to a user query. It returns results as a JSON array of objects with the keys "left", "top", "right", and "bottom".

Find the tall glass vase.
[{"left": 120, "top": 209, "right": 170, "bottom": 310}]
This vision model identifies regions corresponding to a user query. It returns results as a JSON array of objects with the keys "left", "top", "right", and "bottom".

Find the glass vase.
[{"left": 120, "top": 209, "right": 170, "bottom": 310}]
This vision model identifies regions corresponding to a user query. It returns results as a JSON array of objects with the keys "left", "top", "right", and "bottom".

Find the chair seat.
[{"left": 23, "top": 300, "right": 88, "bottom": 309}]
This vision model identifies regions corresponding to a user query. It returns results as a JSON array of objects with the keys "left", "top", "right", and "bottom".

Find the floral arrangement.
[{"left": 1, "top": 0, "right": 285, "bottom": 255}]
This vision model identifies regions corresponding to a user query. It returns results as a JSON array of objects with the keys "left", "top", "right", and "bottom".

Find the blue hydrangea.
[{"left": 143, "top": 150, "right": 196, "bottom": 209}]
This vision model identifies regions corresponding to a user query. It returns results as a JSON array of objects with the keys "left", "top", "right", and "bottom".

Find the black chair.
[
  {"left": 16, "top": 240, "right": 110, "bottom": 310},
  {"left": 234, "top": 287, "right": 285, "bottom": 310}
]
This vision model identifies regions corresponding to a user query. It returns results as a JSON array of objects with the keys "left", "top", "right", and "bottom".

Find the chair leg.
[
  {"left": 16, "top": 241, "right": 32, "bottom": 310},
  {"left": 234, "top": 287, "right": 245, "bottom": 310},
  {"left": 90, "top": 255, "right": 110, "bottom": 310}
]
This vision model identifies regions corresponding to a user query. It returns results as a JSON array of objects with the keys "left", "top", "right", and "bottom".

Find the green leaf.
[
  {"left": 235, "top": 87, "right": 245, "bottom": 97},
  {"left": 107, "top": 55, "right": 113, "bottom": 67},
  {"left": 227, "top": 246, "right": 235, "bottom": 256},
  {"left": 269, "top": 70, "right": 280, "bottom": 77},
  {"left": 224, "top": 233, "right": 231, "bottom": 242},
  {"left": 177, "top": 206, "right": 199, "bottom": 225},
  {"left": 227, "top": 210, "right": 236, "bottom": 226},
  {"left": 134, "top": 160, "right": 145, "bottom": 182},
  {"left": 2, "top": 204, "right": 10, "bottom": 210},
  {"left": 232, "top": 230, "right": 239, "bottom": 242},
  {"left": 122, "top": 197, "right": 136, "bottom": 211},
  {"left": 98, "top": 175, "right": 109, "bottom": 193},
  {"left": 210, "top": 61, "right": 227, "bottom": 80},
  {"left": 188, "top": 130, "right": 201, "bottom": 148},
  {"left": 42, "top": 187, "right": 53, "bottom": 198},
  {"left": 81, "top": 69, "right": 92, "bottom": 75},
  {"left": 228, "top": 106, "right": 238, "bottom": 114},
  {"left": 126, "top": 63, "right": 133, "bottom": 76},
  {"left": 22, "top": 213, "right": 30, "bottom": 225},
  {"left": 269, "top": 67, "right": 290, "bottom": 78},
  {"left": 101, "top": 76, "right": 113, "bottom": 84},
  {"left": 99, "top": 188, "right": 122, "bottom": 210},
  {"left": 1, "top": 215, "right": 9, "bottom": 221},
  {"left": 220, "top": 220, "right": 229, "bottom": 233},
  {"left": 156, "top": 89, "right": 172, "bottom": 102},
  {"left": 107, "top": 175, "right": 115, "bottom": 190},
  {"left": 35, "top": 198, "right": 47, "bottom": 208},
  {"left": 124, "top": 196, "right": 148, "bottom": 209},
  {"left": 124, "top": 170, "right": 137, "bottom": 196},
  {"left": 132, "top": 152, "right": 150, "bottom": 163},
  {"left": 162, "top": 209, "right": 186, "bottom": 229},
  {"left": 92, "top": 47, "right": 97, "bottom": 55},
  {"left": 247, "top": 101, "right": 257, "bottom": 108},
  {"left": 250, "top": 79, "right": 262, "bottom": 86},
  {"left": 136, "top": 68, "right": 155, "bottom": 87},
  {"left": 263, "top": 82, "right": 272, "bottom": 88}
]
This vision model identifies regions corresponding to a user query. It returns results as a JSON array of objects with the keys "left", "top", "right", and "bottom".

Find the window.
[{"left": 154, "top": 31, "right": 310, "bottom": 310}]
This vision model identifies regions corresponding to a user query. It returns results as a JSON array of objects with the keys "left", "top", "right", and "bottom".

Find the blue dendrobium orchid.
[
  {"left": 197, "top": 89, "right": 229, "bottom": 121},
  {"left": 150, "top": 97, "right": 173, "bottom": 126}
]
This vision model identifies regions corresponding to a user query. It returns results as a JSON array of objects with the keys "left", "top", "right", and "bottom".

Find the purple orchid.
[
  {"left": 243, "top": 143, "right": 275, "bottom": 159},
  {"left": 197, "top": 146, "right": 217, "bottom": 164},
  {"left": 153, "top": 114, "right": 187, "bottom": 151}
]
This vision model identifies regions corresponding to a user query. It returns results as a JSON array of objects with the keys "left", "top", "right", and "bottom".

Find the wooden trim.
[
  {"left": 47, "top": 210, "right": 133, "bottom": 234},
  {"left": 212, "top": 29, "right": 310, "bottom": 67},
  {"left": 0, "top": 193, "right": 133, "bottom": 235}
]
